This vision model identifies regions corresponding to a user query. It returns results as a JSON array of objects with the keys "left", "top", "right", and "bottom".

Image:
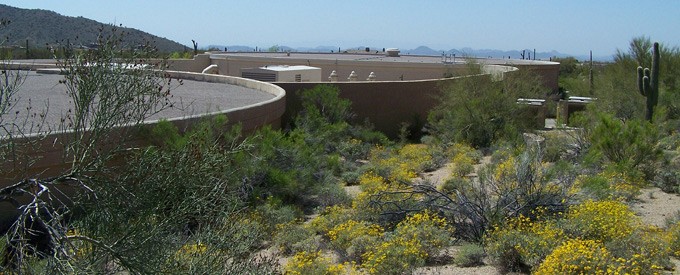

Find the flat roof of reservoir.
[
  {"left": 1, "top": 71, "right": 276, "bottom": 134},
  {"left": 210, "top": 52, "right": 559, "bottom": 65}
]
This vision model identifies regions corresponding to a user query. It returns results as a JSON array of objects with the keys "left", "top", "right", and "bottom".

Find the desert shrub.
[
  {"left": 447, "top": 142, "right": 482, "bottom": 161},
  {"left": 249, "top": 198, "right": 302, "bottom": 236},
  {"left": 439, "top": 176, "right": 472, "bottom": 195},
  {"left": 534, "top": 239, "right": 616, "bottom": 275},
  {"left": 367, "top": 144, "right": 433, "bottom": 182},
  {"left": 448, "top": 150, "right": 574, "bottom": 241},
  {"left": 327, "top": 220, "right": 383, "bottom": 251},
  {"left": 489, "top": 200, "right": 672, "bottom": 273},
  {"left": 588, "top": 114, "right": 661, "bottom": 172},
  {"left": 307, "top": 205, "right": 355, "bottom": 235},
  {"left": 540, "top": 130, "right": 577, "bottom": 162},
  {"left": 345, "top": 211, "right": 453, "bottom": 274},
  {"left": 393, "top": 211, "right": 455, "bottom": 258},
  {"left": 605, "top": 226, "right": 672, "bottom": 273},
  {"left": 284, "top": 251, "right": 347, "bottom": 275},
  {"left": 168, "top": 51, "right": 194, "bottom": 59},
  {"left": 327, "top": 220, "right": 383, "bottom": 261},
  {"left": 576, "top": 165, "right": 645, "bottom": 201},
  {"left": 449, "top": 148, "right": 477, "bottom": 177},
  {"left": 535, "top": 232, "right": 669, "bottom": 275},
  {"left": 361, "top": 236, "right": 427, "bottom": 275},
  {"left": 428, "top": 65, "right": 545, "bottom": 148},
  {"left": 349, "top": 171, "right": 421, "bottom": 225},
  {"left": 273, "top": 221, "right": 319, "bottom": 255},
  {"left": 564, "top": 200, "right": 638, "bottom": 242},
  {"left": 337, "top": 138, "right": 372, "bottom": 162},
  {"left": 667, "top": 222, "right": 680, "bottom": 257},
  {"left": 486, "top": 212, "right": 566, "bottom": 272},
  {"left": 169, "top": 242, "right": 225, "bottom": 273},
  {"left": 454, "top": 243, "right": 486, "bottom": 267},
  {"left": 311, "top": 180, "right": 353, "bottom": 208},
  {"left": 656, "top": 150, "right": 680, "bottom": 193}
]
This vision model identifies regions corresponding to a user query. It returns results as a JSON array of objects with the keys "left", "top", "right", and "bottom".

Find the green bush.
[
  {"left": 588, "top": 114, "right": 661, "bottom": 170},
  {"left": 454, "top": 243, "right": 486, "bottom": 267},
  {"left": 428, "top": 65, "right": 545, "bottom": 148},
  {"left": 327, "top": 220, "right": 383, "bottom": 261},
  {"left": 273, "top": 221, "right": 319, "bottom": 255},
  {"left": 534, "top": 239, "right": 616, "bottom": 275},
  {"left": 284, "top": 251, "right": 346, "bottom": 275},
  {"left": 439, "top": 177, "right": 472, "bottom": 195},
  {"left": 656, "top": 149, "right": 680, "bottom": 193}
]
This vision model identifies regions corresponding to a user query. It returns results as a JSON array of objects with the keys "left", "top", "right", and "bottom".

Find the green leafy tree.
[{"left": 428, "top": 64, "right": 545, "bottom": 148}]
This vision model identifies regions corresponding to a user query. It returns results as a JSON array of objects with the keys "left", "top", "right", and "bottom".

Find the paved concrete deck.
[{"left": 1, "top": 70, "right": 276, "bottom": 134}]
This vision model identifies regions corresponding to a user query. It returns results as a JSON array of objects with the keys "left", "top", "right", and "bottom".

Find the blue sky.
[{"left": 3, "top": 0, "right": 678, "bottom": 57}]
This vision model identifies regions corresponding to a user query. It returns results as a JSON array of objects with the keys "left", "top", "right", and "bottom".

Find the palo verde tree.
[
  {"left": 428, "top": 63, "right": 545, "bottom": 149},
  {"left": 0, "top": 25, "right": 179, "bottom": 272}
]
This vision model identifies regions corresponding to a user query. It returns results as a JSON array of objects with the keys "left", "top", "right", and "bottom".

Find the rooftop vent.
[{"left": 386, "top": 48, "right": 400, "bottom": 57}]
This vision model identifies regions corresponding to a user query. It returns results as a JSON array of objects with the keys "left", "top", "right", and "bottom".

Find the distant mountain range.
[
  {"left": 208, "top": 44, "right": 612, "bottom": 62},
  {"left": 0, "top": 4, "right": 609, "bottom": 61},
  {"left": 0, "top": 4, "right": 186, "bottom": 52}
]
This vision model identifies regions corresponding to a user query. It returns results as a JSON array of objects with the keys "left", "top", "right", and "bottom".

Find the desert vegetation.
[{"left": 3, "top": 30, "right": 680, "bottom": 275}]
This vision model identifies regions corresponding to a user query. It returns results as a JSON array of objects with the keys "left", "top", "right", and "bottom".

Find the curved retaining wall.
[
  {"left": 1, "top": 72, "right": 286, "bottom": 186},
  {"left": 276, "top": 75, "right": 489, "bottom": 138}
]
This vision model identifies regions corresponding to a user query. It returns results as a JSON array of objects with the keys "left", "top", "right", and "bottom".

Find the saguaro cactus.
[{"left": 637, "top": 42, "right": 660, "bottom": 121}]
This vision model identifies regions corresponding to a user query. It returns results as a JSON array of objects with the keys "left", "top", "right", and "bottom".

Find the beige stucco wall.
[
  {"left": 209, "top": 55, "right": 465, "bottom": 82},
  {"left": 276, "top": 75, "right": 488, "bottom": 138},
  {"left": 165, "top": 53, "right": 212, "bottom": 72},
  {"left": 194, "top": 54, "right": 558, "bottom": 93}
]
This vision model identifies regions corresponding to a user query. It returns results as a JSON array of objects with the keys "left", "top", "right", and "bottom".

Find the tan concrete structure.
[
  {"left": 167, "top": 52, "right": 559, "bottom": 92},
  {"left": 241, "top": 65, "right": 321, "bottom": 82},
  {"left": 161, "top": 52, "right": 557, "bottom": 137},
  {"left": 1, "top": 71, "right": 285, "bottom": 187}
]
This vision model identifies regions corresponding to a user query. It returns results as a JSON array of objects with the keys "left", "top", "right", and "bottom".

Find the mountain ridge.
[
  {"left": 0, "top": 4, "right": 186, "bottom": 53},
  {"left": 208, "top": 44, "right": 611, "bottom": 62}
]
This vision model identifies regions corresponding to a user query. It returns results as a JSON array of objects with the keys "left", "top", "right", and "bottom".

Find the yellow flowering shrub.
[
  {"left": 486, "top": 212, "right": 566, "bottom": 270},
  {"left": 446, "top": 142, "right": 481, "bottom": 162},
  {"left": 393, "top": 211, "right": 454, "bottom": 257},
  {"left": 352, "top": 172, "right": 419, "bottom": 224},
  {"left": 284, "top": 251, "right": 342, "bottom": 275},
  {"left": 493, "top": 156, "right": 516, "bottom": 183},
  {"left": 327, "top": 220, "right": 383, "bottom": 252},
  {"left": 534, "top": 239, "right": 615, "bottom": 275},
  {"left": 307, "top": 205, "right": 355, "bottom": 235},
  {"left": 667, "top": 221, "right": 680, "bottom": 257},
  {"left": 605, "top": 225, "right": 672, "bottom": 274},
  {"left": 489, "top": 201, "right": 672, "bottom": 273},
  {"left": 368, "top": 144, "right": 432, "bottom": 182},
  {"left": 361, "top": 236, "right": 427, "bottom": 275},
  {"left": 450, "top": 150, "right": 476, "bottom": 178},
  {"left": 357, "top": 172, "right": 388, "bottom": 194},
  {"left": 537, "top": 235, "right": 669, "bottom": 275},
  {"left": 566, "top": 200, "right": 638, "bottom": 242}
]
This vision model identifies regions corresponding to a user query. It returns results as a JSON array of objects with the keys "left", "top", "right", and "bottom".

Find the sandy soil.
[{"left": 632, "top": 187, "right": 680, "bottom": 228}]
